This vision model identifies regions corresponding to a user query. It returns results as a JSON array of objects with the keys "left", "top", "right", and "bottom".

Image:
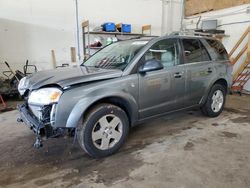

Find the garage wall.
[
  {"left": 0, "top": 18, "right": 75, "bottom": 72},
  {"left": 1, "top": 1, "right": 248, "bottom": 90},
  {"left": 184, "top": 4, "right": 250, "bottom": 91},
  {"left": 185, "top": 0, "right": 250, "bottom": 16},
  {"left": 0, "top": 0, "right": 162, "bottom": 73}
]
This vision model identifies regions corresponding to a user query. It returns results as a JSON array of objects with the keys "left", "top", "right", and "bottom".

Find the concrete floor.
[{"left": 0, "top": 95, "right": 250, "bottom": 188}]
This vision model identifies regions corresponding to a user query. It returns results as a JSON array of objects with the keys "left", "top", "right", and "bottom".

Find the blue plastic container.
[
  {"left": 121, "top": 24, "right": 131, "bottom": 33},
  {"left": 102, "top": 23, "right": 116, "bottom": 32}
]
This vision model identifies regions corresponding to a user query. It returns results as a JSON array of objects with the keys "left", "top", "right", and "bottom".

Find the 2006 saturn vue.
[{"left": 17, "top": 35, "right": 232, "bottom": 158}]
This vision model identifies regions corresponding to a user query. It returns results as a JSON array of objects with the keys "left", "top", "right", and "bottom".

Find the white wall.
[
  {"left": 0, "top": 0, "right": 162, "bottom": 73},
  {"left": 1, "top": 0, "right": 248, "bottom": 90},
  {"left": 161, "top": 0, "right": 183, "bottom": 34},
  {"left": 0, "top": 18, "right": 75, "bottom": 72},
  {"left": 184, "top": 4, "right": 250, "bottom": 91}
]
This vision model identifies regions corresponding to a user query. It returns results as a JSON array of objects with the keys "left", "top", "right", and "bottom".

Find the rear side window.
[
  {"left": 182, "top": 39, "right": 210, "bottom": 64},
  {"left": 205, "top": 39, "right": 228, "bottom": 61}
]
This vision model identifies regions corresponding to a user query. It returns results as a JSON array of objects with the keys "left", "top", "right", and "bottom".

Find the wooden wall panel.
[{"left": 185, "top": 0, "right": 250, "bottom": 16}]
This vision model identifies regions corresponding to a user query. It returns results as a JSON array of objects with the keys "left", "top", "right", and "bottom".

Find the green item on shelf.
[{"left": 106, "top": 37, "right": 112, "bottom": 45}]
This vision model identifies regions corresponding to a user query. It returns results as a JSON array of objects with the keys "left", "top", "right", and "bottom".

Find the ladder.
[
  {"left": 229, "top": 26, "right": 250, "bottom": 93},
  {"left": 232, "top": 65, "right": 250, "bottom": 92}
]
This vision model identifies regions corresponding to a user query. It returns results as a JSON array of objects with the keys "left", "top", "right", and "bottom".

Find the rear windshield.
[{"left": 205, "top": 39, "right": 228, "bottom": 61}]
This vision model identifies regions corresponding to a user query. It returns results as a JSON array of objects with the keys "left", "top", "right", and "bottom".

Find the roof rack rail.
[{"left": 169, "top": 30, "right": 213, "bottom": 37}]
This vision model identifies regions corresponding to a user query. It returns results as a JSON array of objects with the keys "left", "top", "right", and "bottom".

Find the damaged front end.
[
  {"left": 17, "top": 102, "right": 66, "bottom": 148},
  {"left": 17, "top": 83, "right": 71, "bottom": 148}
]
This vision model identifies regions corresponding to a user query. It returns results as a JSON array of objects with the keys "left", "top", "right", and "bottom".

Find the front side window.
[
  {"left": 142, "top": 39, "right": 180, "bottom": 68},
  {"left": 83, "top": 40, "right": 148, "bottom": 70}
]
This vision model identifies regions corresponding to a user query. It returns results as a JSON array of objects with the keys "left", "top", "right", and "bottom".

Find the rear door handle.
[
  {"left": 174, "top": 72, "right": 183, "bottom": 78},
  {"left": 207, "top": 68, "right": 213, "bottom": 73}
]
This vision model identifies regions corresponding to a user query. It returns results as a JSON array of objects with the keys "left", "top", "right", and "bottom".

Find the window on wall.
[
  {"left": 206, "top": 39, "right": 228, "bottom": 61},
  {"left": 143, "top": 39, "right": 180, "bottom": 68},
  {"left": 182, "top": 39, "right": 202, "bottom": 63}
]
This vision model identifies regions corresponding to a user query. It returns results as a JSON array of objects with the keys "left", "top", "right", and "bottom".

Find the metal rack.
[
  {"left": 81, "top": 20, "right": 155, "bottom": 59},
  {"left": 169, "top": 30, "right": 230, "bottom": 41}
]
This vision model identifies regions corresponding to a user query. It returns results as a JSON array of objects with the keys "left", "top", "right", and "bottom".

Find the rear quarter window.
[{"left": 205, "top": 39, "right": 228, "bottom": 61}]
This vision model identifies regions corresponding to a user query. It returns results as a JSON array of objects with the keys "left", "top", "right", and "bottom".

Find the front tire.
[
  {"left": 201, "top": 84, "right": 226, "bottom": 117},
  {"left": 77, "top": 103, "right": 129, "bottom": 158}
]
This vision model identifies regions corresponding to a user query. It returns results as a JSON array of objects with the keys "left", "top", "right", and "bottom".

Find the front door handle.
[{"left": 174, "top": 72, "right": 183, "bottom": 78}]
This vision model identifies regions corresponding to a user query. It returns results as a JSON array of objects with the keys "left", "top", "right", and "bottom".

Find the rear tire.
[
  {"left": 77, "top": 103, "right": 129, "bottom": 158},
  {"left": 201, "top": 84, "right": 226, "bottom": 117}
]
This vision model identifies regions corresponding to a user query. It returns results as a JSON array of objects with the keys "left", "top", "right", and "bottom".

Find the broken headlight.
[
  {"left": 28, "top": 88, "right": 62, "bottom": 105},
  {"left": 18, "top": 76, "right": 28, "bottom": 95}
]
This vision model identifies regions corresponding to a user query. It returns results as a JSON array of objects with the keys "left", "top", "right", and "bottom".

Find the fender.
[{"left": 65, "top": 89, "right": 138, "bottom": 128}]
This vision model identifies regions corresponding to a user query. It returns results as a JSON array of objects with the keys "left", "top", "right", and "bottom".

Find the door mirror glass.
[{"left": 139, "top": 59, "right": 164, "bottom": 73}]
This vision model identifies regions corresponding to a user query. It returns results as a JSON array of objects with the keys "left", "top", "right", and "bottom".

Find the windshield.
[{"left": 83, "top": 40, "right": 148, "bottom": 70}]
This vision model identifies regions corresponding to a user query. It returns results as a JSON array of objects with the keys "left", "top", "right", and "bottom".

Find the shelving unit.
[{"left": 81, "top": 20, "right": 156, "bottom": 59}]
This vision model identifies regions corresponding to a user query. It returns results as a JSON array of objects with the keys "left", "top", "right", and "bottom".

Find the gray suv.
[{"left": 17, "top": 35, "right": 232, "bottom": 158}]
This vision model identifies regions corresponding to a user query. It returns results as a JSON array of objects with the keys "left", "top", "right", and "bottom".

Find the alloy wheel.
[
  {"left": 211, "top": 90, "right": 224, "bottom": 113},
  {"left": 91, "top": 114, "right": 123, "bottom": 150}
]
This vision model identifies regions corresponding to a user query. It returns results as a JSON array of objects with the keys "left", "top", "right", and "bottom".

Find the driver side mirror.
[{"left": 139, "top": 59, "right": 164, "bottom": 74}]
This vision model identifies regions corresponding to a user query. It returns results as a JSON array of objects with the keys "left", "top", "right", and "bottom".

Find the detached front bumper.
[
  {"left": 17, "top": 103, "right": 72, "bottom": 148},
  {"left": 17, "top": 103, "right": 45, "bottom": 136},
  {"left": 17, "top": 103, "right": 69, "bottom": 138}
]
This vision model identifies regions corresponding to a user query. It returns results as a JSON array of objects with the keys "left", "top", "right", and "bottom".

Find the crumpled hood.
[{"left": 24, "top": 66, "right": 123, "bottom": 90}]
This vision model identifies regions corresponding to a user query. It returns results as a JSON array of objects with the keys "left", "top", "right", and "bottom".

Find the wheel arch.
[
  {"left": 200, "top": 78, "right": 228, "bottom": 105},
  {"left": 65, "top": 94, "right": 138, "bottom": 128},
  {"left": 83, "top": 96, "right": 136, "bottom": 127},
  {"left": 213, "top": 78, "right": 228, "bottom": 92}
]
